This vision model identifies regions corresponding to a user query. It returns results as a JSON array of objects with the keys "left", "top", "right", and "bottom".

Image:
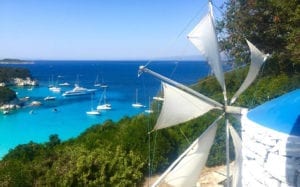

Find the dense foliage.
[
  {"left": 0, "top": 87, "right": 17, "bottom": 105},
  {"left": 0, "top": 67, "right": 32, "bottom": 104},
  {"left": 0, "top": 67, "right": 31, "bottom": 83}
]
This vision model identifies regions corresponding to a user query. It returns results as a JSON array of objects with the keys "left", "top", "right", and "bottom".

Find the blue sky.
[{"left": 0, "top": 0, "right": 225, "bottom": 60}]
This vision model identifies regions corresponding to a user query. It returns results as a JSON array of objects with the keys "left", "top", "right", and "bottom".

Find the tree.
[
  {"left": 0, "top": 87, "right": 16, "bottom": 105},
  {"left": 219, "top": 0, "right": 299, "bottom": 74},
  {"left": 46, "top": 134, "right": 61, "bottom": 148}
]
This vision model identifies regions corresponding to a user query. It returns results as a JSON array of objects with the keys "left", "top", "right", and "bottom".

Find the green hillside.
[{"left": 0, "top": 67, "right": 298, "bottom": 186}]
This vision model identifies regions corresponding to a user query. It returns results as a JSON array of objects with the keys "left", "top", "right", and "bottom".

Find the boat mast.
[{"left": 135, "top": 89, "right": 138, "bottom": 103}]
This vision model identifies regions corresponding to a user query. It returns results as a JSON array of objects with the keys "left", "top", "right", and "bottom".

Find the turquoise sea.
[{"left": 0, "top": 60, "right": 210, "bottom": 158}]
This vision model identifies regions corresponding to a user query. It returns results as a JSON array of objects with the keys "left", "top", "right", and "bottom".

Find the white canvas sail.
[
  {"left": 230, "top": 40, "right": 269, "bottom": 104},
  {"left": 152, "top": 116, "right": 222, "bottom": 187},
  {"left": 154, "top": 82, "right": 215, "bottom": 130},
  {"left": 229, "top": 123, "right": 242, "bottom": 187},
  {"left": 187, "top": 4, "right": 226, "bottom": 95}
]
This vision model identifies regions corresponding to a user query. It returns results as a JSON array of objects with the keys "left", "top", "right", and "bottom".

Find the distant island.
[{"left": 0, "top": 58, "right": 34, "bottom": 64}]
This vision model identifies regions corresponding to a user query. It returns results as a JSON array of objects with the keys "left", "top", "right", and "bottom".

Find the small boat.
[
  {"left": 132, "top": 89, "right": 144, "bottom": 108},
  {"left": 94, "top": 74, "right": 108, "bottom": 88},
  {"left": 86, "top": 110, "right": 100, "bottom": 115},
  {"left": 59, "top": 82, "right": 70, "bottom": 86},
  {"left": 30, "top": 101, "right": 41, "bottom": 106},
  {"left": 44, "top": 96, "right": 56, "bottom": 101},
  {"left": 132, "top": 103, "right": 144, "bottom": 108},
  {"left": 49, "top": 86, "right": 61, "bottom": 93},
  {"left": 96, "top": 87, "right": 112, "bottom": 110},
  {"left": 100, "top": 84, "right": 108, "bottom": 88},
  {"left": 3, "top": 110, "right": 9, "bottom": 115},
  {"left": 62, "top": 84, "right": 96, "bottom": 97},
  {"left": 145, "top": 109, "right": 153, "bottom": 114},
  {"left": 48, "top": 75, "right": 61, "bottom": 92},
  {"left": 97, "top": 103, "right": 111, "bottom": 110},
  {"left": 94, "top": 75, "right": 102, "bottom": 87},
  {"left": 144, "top": 97, "right": 153, "bottom": 113},
  {"left": 86, "top": 94, "right": 100, "bottom": 115}
]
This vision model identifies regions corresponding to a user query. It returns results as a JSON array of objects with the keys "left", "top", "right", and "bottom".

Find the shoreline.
[{"left": 0, "top": 62, "right": 34, "bottom": 65}]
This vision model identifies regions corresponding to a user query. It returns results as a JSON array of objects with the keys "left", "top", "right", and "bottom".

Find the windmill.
[{"left": 138, "top": 1, "right": 269, "bottom": 187}]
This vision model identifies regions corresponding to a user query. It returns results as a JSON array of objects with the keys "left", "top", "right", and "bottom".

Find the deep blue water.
[{"left": 0, "top": 60, "right": 210, "bottom": 158}]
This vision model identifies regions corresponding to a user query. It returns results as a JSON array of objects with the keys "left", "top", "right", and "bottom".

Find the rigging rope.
[
  {"left": 143, "top": 3, "right": 207, "bottom": 69},
  {"left": 147, "top": 109, "right": 152, "bottom": 186},
  {"left": 180, "top": 128, "right": 191, "bottom": 145},
  {"left": 212, "top": 1, "right": 225, "bottom": 19},
  {"left": 169, "top": 61, "right": 179, "bottom": 79},
  {"left": 151, "top": 131, "right": 158, "bottom": 179}
]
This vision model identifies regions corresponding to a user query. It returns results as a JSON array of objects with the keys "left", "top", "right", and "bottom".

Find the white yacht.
[
  {"left": 62, "top": 84, "right": 96, "bottom": 97},
  {"left": 86, "top": 110, "right": 100, "bottom": 115},
  {"left": 44, "top": 96, "right": 56, "bottom": 101},
  {"left": 59, "top": 82, "right": 70, "bottom": 86},
  {"left": 49, "top": 86, "right": 61, "bottom": 93}
]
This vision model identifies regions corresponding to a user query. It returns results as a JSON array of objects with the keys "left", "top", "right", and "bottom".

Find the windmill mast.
[{"left": 138, "top": 66, "right": 223, "bottom": 109}]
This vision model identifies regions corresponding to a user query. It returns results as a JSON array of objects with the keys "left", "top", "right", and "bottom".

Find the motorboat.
[
  {"left": 59, "top": 82, "right": 70, "bottom": 86},
  {"left": 49, "top": 86, "right": 61, "bottom": 93},
  {"left": 62, "top": 84, "right": 96, "bottom": 97},
  {"left": 44, "top": 96, "right": 56, "bottom": 101}
]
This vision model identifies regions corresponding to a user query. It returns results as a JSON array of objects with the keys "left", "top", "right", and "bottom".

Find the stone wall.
[{"left": 241, "top": 115, "right": 300, "bottom": 186}]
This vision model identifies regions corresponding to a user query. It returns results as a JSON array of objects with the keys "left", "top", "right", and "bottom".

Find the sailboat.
[
  {"left": 96, "top": 87, "right": 112, "bottom": 110},
  {"left": 86, "top": 94, "right": 100, "bottom": 115},
  {"left": 145, "top": 97, "right": 154, "bottom": 114},
  {"left": 94, "top": 74, "right": 108, "bottom": 88},
  {"left": 94, "top": 74, "right": 102, "bottom": 87},
  {"left": 138, "top": 1, "right": 269, "bottom": 186},
  {"left": 132, "top": 89, "right": 144, "bottom": 108},
  {"left": 49, "top": 75, "right": 61, "bottom": 93}
]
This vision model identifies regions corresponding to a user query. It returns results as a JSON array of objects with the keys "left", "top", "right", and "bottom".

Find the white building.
[
  {"left": 241, "top": 89, "right": 300, "bottom": 186},
  {"left": 13, "top": 77, "right": 38, "bottom": 86}
]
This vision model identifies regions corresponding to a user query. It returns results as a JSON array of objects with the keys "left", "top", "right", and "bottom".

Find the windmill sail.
[
  {"left": 187, "top": 3, "right": 226, "bottom": 96},
  {"left": 137, "top": 2, "right": 265, "bottom": 186},
  {"left": 230, "top": 40, "right": 269, "bottom": 104},
  {"left": 152, "top": 115, "right": 222, "bottom": 187},
  {"left": 154, "top": 82, "right": 216, "bottom": 130},
  {"left": 229, "top": 123, "right": 242, "bottom": 187}
]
